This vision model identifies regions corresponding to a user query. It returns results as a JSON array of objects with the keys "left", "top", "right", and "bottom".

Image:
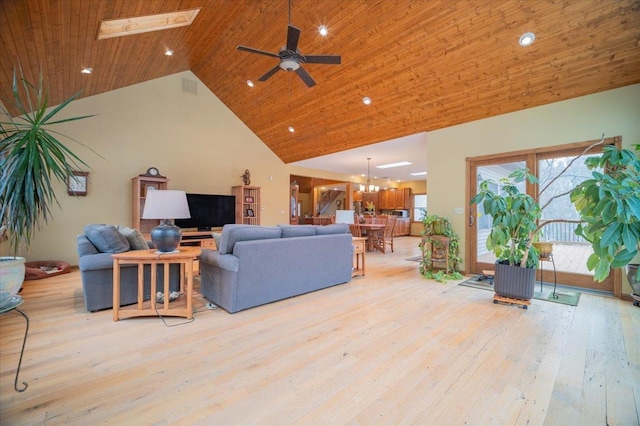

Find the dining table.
[{"left": 358, "top": 223, "right": 386, "bottom": 252}]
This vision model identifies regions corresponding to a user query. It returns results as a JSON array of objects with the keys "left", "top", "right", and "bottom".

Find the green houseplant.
[
  {"left": 570, "top": 143, "right": 640, "bottom": 286},
  {"left": 419, "top": 213, "right": 463, "bottom": 282},
  {"left": 0, "top": 68, "right": 94, "bottom": 305},
  {"left": 471, "top": 136, "right": 640, "bottom": 302}
]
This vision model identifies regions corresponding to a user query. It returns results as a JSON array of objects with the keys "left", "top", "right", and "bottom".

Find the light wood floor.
[{"left": 1, "top": 237, "right": 638, "bottom": 425}]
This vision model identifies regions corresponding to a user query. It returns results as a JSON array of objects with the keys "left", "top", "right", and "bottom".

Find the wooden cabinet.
[
  {"left": 395, "top": 218, "right": 411, "bottom": 236},
  {"left": 232, "top": 185, "right": 261, "bottom": 225},
  {"left": 132, "top": 175, "right": 169, "bottom": 233},
  {"left": 380, "top": 188, "right": 412, "bottom": 209}
]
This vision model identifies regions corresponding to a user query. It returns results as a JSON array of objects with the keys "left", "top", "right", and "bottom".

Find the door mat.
[
  {"left": 460, "top": 276, "right": 580, "bottom": 306},
  {"left": 406, "top": 256, "right": 422, "bottom": 262}
]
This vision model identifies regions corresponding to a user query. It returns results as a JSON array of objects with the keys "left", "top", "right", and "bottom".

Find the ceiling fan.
[{"left": 237, "top": 1, "right": 341, "bottom": 87}]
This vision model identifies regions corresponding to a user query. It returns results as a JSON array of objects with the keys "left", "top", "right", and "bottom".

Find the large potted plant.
[
  {"left": 0, "top": 69, "right": 94, "bottom": 307},
  {"left": 472, "top": 136, "right": 640, "bottom": 304},
  {"left": 471, "top": 169, "right": 542, "bottom": 302},
  {"left": 570, "top": 142, "right": 640, "bottom": 295}
]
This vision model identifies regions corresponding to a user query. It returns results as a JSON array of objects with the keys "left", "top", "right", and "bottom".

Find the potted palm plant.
[
  {"left": 472, "top": 136, "right": 640, "bottom": 305},
  {"left": 0, "top": 68, "right": 94, "bottom": 307}
]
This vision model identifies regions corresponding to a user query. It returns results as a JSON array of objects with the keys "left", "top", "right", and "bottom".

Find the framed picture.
[
  {"left": 246, "top": 208, "right": 254, "bottom": 217},
  {"left": 67, "top": 171, "right": 89, "bottom": 196},
  {"left": 245, "top": 196, "right": 254, "bottom": 203}
]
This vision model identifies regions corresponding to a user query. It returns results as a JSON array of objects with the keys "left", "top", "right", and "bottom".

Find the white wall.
[{"left": 426, "top": 84, "right": 640, "bottom": 293}]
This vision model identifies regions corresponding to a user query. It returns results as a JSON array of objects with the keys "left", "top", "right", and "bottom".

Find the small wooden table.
[
  {"left": 352, "top": 236, "right": 367, "bottom": 276},
  {"left": 112, "top": 246, "right": 201, "bottom": 321}
]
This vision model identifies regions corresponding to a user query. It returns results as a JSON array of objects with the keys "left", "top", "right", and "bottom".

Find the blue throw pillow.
[{"left": 83, "top": 224, "right": 130, "bottom": 253}]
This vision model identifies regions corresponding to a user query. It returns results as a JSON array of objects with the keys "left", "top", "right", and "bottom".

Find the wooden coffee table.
[{"left": 112, "top": 246, "right": 201, "bottom": 321}]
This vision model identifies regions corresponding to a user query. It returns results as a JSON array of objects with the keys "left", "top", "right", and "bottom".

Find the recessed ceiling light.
[
  {"left": 519, "top": 32, "right": 535, "bottom": 47},
  {"left": 376, "top": 161, "right": 412, "bottom": 169},
  {"left": 164, "top": 49, "right": 174, "bottom": 56},
  {"left": 288, "top": 126, "right": 295, "bottom": 133},
  {"left": 247, "top": 80, "right": 254, "bottom": 87},
  {"left": 362, "top": 96, "right": 372, "bottom": 105},
  {"left": 410, "top": 171, "right": 428, "bottom": 176},
  {"left": 318, "top": 25, "right": 328, "bottom": 36},
  {"left": 80, "top": 67, "right": 93, "bottom": 74}
]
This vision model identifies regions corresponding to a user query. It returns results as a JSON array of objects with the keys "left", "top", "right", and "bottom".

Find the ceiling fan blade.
[
  {"left": 237, "top": 45, "right": 280, "bottom": 58},
  {"left": 258, "top": 65, "right": 281, "bottom": 82},
  {"left": 295, "top": 66, "right": 316, "bottom": 88},
  {"left": 303, "top": 55, "right": 342, "bottom": 65},
  {"left": 286, "top": 25, "right": 301, "bottom": 52}
]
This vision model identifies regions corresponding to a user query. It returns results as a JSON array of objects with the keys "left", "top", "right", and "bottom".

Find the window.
[{"left": 412, "top": 194, "right": 427, "bottom": 221}]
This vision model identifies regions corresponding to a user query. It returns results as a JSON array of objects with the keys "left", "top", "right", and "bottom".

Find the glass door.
[
  {"left": 466, "top": 139, "right": 617, "bottom": 293},
  {"left": 468, "top": 156, "right": 530, "bottom": 275}
]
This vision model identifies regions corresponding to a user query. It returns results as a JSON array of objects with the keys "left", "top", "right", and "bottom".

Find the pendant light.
[{"left": 360, "top": 158, "right": 379, "bottom": 192}]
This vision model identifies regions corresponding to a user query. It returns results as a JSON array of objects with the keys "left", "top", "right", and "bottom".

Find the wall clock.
[{"left": 67, "top": 171, "right": 89, "bottom": 196}]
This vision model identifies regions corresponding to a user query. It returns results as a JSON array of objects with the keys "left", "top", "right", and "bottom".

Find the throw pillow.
[
  {"left": 212, "top": 231, "right": 222, "bottom": 250},
  {"left": 84, "top": 224, "right": 131, "bottom": 253},
  {"left": 117, "top": 225, "right": 149, "bottom": 250}
]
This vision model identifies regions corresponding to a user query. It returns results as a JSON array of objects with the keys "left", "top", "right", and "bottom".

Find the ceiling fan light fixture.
[
  {"left": 519, "top": 32, "right": 536, "bottom": 46},
  {"left": 279, "top": 58, "right": 300, "bottom": 71},
  {"left": 318, "top": 25, "right": 328, "bottom": 36},
  {"left": 247, "top": 80, "right": 254, "bottom": 87}
]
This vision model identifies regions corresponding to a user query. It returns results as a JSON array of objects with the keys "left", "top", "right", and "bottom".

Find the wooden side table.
[
  {"left": 112, "top": 246, "right": 201, "bottom": 321},
  {"left": 352, "top": 236, "right": 367, "bottom": 276}
]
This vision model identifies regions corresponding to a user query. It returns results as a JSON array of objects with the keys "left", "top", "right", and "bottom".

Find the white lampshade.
[{"left": 142, "top": 190, "right": 190, "bottom": 220}]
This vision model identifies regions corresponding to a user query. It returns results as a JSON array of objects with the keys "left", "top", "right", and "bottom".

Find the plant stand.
[{"left": 493, "top": 294, "right": 531, "bottom": 310}]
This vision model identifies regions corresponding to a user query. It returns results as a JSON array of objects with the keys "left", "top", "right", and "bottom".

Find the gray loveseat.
[
  {"left": 77, "top": 224, "right": 180, "bottom": 312},
  {"left": 198, "top": 223, "right": 353, "bottom": 313}
]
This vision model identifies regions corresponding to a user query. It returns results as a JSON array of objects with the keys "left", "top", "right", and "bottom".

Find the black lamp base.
[{"left": 150, "top": 220, "right": 182, "bottom": 252}]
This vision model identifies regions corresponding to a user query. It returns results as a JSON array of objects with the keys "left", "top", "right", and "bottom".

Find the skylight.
[{"left": 98, "top": 8, "right": 201, "bottom": 40}]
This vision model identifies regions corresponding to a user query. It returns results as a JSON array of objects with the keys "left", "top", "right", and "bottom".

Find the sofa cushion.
[
  {"left": 315, "top": 223, "right": 350, "bottom": 235},
  {"left": 217, "top": 225, "right": 282, "bottom": 255},
  {"left": 83, "top": 224, "right": 131, "bottom": 253},
  {"left": 117, "top": 225, "right": 149, "bottom": 250},
  {"left": 77, "top": 234, "right": 99, "bottom": 257},
  {"left": 278, "top": 225, "right": 317, "bottom": 238}
]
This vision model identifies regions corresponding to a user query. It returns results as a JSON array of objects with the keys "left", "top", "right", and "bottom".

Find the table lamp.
[{"left": 142, "top": 190, "right": 190, "bottom": 252}]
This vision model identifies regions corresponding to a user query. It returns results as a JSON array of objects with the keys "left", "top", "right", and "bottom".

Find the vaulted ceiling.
[{"left": 1, "top": 0, "right": 639, "bottom": 165}]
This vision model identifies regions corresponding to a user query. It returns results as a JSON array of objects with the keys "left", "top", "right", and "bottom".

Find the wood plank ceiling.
[{"left": 1, "top": 1, "right": 639, "bottom": 164}]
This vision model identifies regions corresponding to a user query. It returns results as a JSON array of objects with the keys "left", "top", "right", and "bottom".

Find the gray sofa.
[
  {"left": 199, "top": 223, "right": 353, "bottom": 313},
  {"left": 77, "top": 224, "right": 180, "bottom": 312}
]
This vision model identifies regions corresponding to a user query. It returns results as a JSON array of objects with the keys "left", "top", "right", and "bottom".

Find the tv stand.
[{"left": 179, "top": 231, "right": 217, "bottom": 249}]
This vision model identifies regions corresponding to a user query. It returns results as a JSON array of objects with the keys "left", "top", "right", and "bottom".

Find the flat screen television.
[{"left": 174, "top": 193, "right": 236, "bottom": 231}]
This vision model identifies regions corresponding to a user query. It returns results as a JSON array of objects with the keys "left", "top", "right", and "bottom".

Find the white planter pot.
[{"left": 0, "top": 256, "right": 26, "bottom": 308}]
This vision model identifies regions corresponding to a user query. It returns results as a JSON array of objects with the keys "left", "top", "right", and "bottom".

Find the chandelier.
[{"left": 360, "top": 158, "right": 379, "bottom": 192}]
